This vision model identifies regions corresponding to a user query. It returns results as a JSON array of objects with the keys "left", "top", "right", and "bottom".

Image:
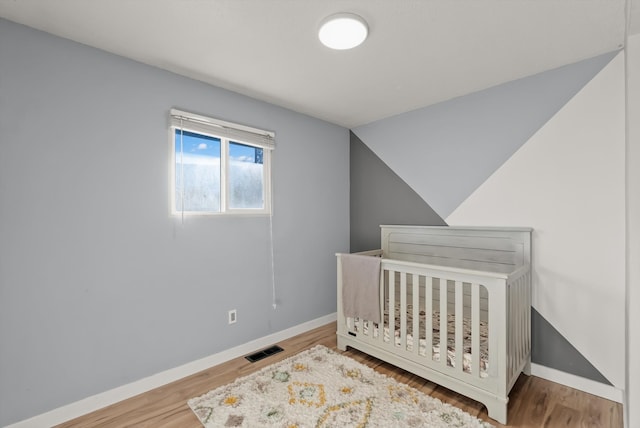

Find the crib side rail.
[{"left": 337, "top": 252, "right": 511, "bottom": 391}]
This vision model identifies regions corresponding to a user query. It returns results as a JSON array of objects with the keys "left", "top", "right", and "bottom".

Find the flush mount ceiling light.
[{"left": 318, "top": 13, "right": 368, "bottom": 50}]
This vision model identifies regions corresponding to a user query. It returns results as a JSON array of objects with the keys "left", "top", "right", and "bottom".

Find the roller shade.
[{"left": 170, "top": 108, "right": 275, "bottom": 149}]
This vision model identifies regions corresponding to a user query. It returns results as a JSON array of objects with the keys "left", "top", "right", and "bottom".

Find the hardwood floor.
[{"left": 56, "top": 322, "right": 622, "bottom": 427}]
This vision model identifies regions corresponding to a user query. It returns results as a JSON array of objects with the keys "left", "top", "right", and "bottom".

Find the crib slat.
[
  {"left": 400, "top": 272, "right": 407, "bottom": 350},
  {"left": 388, "top": 269, "right": 395, "bottom": 348},
  {"left": 507, "top": 283, "right": 513, "bottom": 378},
  {"left": 412, "top": 274, "right": 419, "bottom": 355},
  {"left": 516, "top": 276, "right": 521, "bottom": 366},
  {"left": 514, "top": 277, "right": 521, "bottom": 377},
  {"left": 440, "top": 278, "right": 448, "bottom": 369},
  {"left": 516, "top": 280, "right": 520, "bottom": 377},
  {"left": 425, "top": 276, "right": 433, "bottom": 362},
  {"left": 472, "top": 283, "right": 480, "bottom": 377},
  {"left": 378, "top": 268, "right": 385, "bottom": 344},
  {"left": 455, "top": 281, "right": 463, "bottom": 373}
]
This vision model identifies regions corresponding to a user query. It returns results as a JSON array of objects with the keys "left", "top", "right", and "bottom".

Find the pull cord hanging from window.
[{"left": 270, "top": 173, "right": 277, "bottom": 310}]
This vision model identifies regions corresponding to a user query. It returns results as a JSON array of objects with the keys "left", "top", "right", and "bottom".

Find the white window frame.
[{"left": 169, "top": 108, "right": 274, "bottom": 216}]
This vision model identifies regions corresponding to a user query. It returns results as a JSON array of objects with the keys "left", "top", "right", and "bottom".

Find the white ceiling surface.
[{"left": 1, "top": 0, "right": 638, "bottom": 128}]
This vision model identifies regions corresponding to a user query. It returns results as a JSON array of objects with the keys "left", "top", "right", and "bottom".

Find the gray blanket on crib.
[{"left": 341, "top": 253, "right": 381, "bottom": 323}]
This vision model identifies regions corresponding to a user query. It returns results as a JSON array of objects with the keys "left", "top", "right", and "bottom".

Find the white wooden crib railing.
[{"left": 336, "top": 247, "right": 531, "bottom": 424}]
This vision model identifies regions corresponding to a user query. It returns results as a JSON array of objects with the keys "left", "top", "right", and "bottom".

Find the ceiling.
[{"left": 1, "top": 0, "right": 639, "bottom": 128}]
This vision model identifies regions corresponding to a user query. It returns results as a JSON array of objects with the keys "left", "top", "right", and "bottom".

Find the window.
[{"left": 170, "top": 109, "right": 274, "bottom": 215}]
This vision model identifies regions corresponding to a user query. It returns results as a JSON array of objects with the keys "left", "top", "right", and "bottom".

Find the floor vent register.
[{"left": 245, "top": 345, "right": 284, "bottom": 363}]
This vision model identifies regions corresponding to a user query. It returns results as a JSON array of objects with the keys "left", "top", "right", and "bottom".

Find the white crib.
[{"left": 336, "top": 225, "right": 532, "bottom": 424}]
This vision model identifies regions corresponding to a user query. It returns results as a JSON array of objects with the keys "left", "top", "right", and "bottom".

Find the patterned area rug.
[{"left": 188, "top": 345, "right": 493, "bottom": 427}]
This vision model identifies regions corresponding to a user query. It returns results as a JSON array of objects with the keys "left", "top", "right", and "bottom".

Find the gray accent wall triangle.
[
  {"left": 532, "top": 308, "right": 612, "bottom": 385},
  {"left": 350, "top": 132, "right": 446, "bottom": 252}
]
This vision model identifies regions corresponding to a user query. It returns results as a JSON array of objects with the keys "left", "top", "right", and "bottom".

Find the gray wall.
[
  {"left": 0, "top": 19, "right": 349, "bottom": 426},
  {"left": 350, "top": 132, "right": 445, "bottom": 252}
]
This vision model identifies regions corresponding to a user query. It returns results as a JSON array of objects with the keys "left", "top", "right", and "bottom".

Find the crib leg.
[
  {"left": 485, "top": 398, "right": 508, "bottom": 425},
  {"left": 336, "top": 335, "right": 348, "bottom": 351},
  {"left": 523, "top": 357, "right": 532, "bottom": 376}
]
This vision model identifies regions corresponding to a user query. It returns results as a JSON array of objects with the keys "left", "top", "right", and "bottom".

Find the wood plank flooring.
[{"left": 56, "top": 322, "right": 622, "bottom": 427}]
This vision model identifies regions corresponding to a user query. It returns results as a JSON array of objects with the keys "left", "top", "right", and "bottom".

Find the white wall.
[
  {"left": 625, "top": 32, "right": 640, "bottom": 428},
  {"left": 447, "top": 53, "right": 626, "bottom": 389}
]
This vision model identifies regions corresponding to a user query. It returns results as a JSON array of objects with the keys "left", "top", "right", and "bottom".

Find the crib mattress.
[{"left": 348, "top": 303, "right": 489, "bottom": 377}]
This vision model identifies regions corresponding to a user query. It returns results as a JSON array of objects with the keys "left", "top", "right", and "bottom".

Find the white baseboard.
[
  {"left": 531, "top": 363, "right": 624, "bottom": 403},
  {"left": 7, "top": 313, "right": 337, "bottom": 428}
]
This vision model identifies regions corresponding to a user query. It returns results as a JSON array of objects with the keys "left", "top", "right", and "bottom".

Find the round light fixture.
[{"left": 318, "top": 13, "right": 368, "bottom": 50}]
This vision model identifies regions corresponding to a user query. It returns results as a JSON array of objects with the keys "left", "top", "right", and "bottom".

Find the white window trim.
[{"left": 169, "top": 109, "right": 274, "bottom": 216}]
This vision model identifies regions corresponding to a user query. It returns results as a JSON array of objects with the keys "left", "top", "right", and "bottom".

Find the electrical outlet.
[{"left": 228, "top": 309, "right": 237, "bottom": 324}]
